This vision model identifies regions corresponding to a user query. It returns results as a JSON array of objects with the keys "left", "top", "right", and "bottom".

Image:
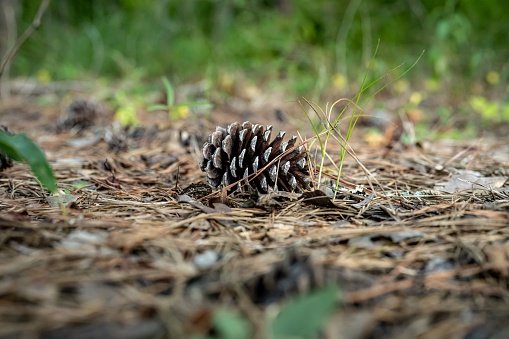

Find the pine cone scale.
[
  {"left": 212, "top": 148, "right": 222, "bottom": 168},
  {"left": 238, "top": 149, "right": 246, "bottom": 169},
  {"left": 222, "top": 135, "right": 233, "bottom": 160},
  {"left": 262, "top": 147, "right": 272, "bottom": 165}
]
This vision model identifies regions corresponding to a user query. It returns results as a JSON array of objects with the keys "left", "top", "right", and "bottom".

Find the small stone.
[{"left": 193, "top": 250, "right": 219, "bottom": 270}]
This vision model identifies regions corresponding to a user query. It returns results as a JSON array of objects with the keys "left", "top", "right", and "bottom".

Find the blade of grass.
[
  {"left": 300, "top": 42, "right": 424, "bottom": 201},
  {"left": 162, "top": 76, "right": 175, "bottom": 107},
  {"left": 331, "top": 47, "right": 425, "bottom": 199},
  {"left": 298, "top": 98, "right": 328, "bottom": 188}
]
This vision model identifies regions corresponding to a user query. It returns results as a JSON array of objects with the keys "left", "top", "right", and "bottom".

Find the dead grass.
[{"left": 0, "top": 99, "right": 508, "bottom": 339}]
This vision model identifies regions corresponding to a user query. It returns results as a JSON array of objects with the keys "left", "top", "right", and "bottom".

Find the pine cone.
[
  {"left": 57, "top": 99, "right": 105, "bottom": 132},
  {"left": 200, "top": 121, "right": 310, "bottom": 193}
]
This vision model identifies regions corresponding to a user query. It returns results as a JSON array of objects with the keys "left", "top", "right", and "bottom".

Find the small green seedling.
[
  {"left": 114, "top": 91, "right": 141, "bottom": 127},
  {"left": 148, "top": 76, "right": 212, "bottom": 120}
]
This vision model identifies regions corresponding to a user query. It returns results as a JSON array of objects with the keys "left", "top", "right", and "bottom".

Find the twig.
[{"left": 0, "top": 0, "right": 51, "bottom": 78}]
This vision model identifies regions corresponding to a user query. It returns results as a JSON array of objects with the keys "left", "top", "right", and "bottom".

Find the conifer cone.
[
  {"left": 57, "top": 99, "right": 105, "bottom": 132},
  {"left": 200, "top": 121, "right": 311, "bottom": 193}
]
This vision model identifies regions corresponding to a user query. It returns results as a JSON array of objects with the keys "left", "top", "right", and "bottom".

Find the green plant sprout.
[
  {"left": 270, "top": 284, "right": 338, "bottom": 338},
  {"left": 210, "top": 309, "right": 251, "bottom": 339},
  {"left": 196, "top": 284, "right": 339, "bottom": 339},
  {"left": 0, "top": 130, "right": 57, "bottom": 193},
  {"left": 71, "top": 181, "right": 88, "bottom": 190},
  {"left": 115, "top": 103, "right": 140, "bottom": 127},
  {"left": 300, "top": 43, "right": 424, "bottom": 200},
  {"left": 148, "top": 77, "right": 212, "bottom": 120},
  {"left": 470, "top": 95, "right": 509, "bottom": 122}
]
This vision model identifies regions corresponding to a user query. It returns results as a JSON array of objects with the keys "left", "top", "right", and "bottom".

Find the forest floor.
[{"left": 0, "top": 88, "right": 508, "bottom": 339}]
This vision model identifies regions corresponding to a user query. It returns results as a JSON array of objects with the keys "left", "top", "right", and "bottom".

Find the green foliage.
[
  {"left": 271, "top": 284, "right": 339, "bottom": 338},
  {"left": 301, "top": 46, "right": 424, "bottom": 198},
  {"left": 0, "top": 130, "right": 57, "bottom": 193},
  {"left": 148, "top": 77, "right": 212, "bottom": 120},
  {"left": 10, "top": 1, "right": 509, "bottom": 140},
  {"left": 212, "top": 309, "right": 251, "bottom": 339},
  {"left": 115, "top": 103, "right": 140, "bottom": 127},
  {"left": 470, "top": 96, "right": 509, "bottom": 122},
  {"left": 71, "top": 181, "right": 88, "bottom": 190},
  {"left": 13, "top": 1, "right": 508, "bottom": 94},
  {"left": 202, "top": 285, "right": 339, "bottom": 339},
  {"left": 112, "top": 86, "right": 142, "bottom": 127}
]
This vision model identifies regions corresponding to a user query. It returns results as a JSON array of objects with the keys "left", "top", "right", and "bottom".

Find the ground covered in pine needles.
[{"left": 1, "top": 96, "right": 509, "bottom": 339}]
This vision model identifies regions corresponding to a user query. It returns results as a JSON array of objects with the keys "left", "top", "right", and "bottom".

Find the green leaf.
[
  {"left": 213, "top": 309, "right": 251, "bottom": 339},
  {"left": 271, "top": 285, "right": 339, "bottom": 339},
  {"left": 162, "top": 76, "right": 175, "bottom": 107},
  {"left": 147, "top": 104, "right": 169, "bottom": 111},
  {"left": 180, "top": 101, "right": 213, "bottom": 108},
  {"left": 115, "top": 104, "right": 140, "bottom": 126},
  {"left": 0, "top": 131, "right": 57, "bottom": 193}
]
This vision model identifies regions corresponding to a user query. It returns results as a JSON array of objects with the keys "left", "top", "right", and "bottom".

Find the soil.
[{"left": 0, "top": 93, "right": 508, "bottom": 339}]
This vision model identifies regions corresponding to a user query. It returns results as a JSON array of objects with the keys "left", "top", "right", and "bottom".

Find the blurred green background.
[{"left": 3, "top": 0, "right": 509, "bottom": 136}]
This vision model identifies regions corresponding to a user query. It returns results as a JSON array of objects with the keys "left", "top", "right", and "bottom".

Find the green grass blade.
[
  {"left": 363, "top": 50, "right": 426, "bottom": 106},
  {"left": 147, "top": 104, "right": 169, "bottom": 111},
  {"left": 271, "top": 285, "right": 339, "bottom": 338},
  {"left": 180, "top": 101, "right": 213, "bottom": 108},
  {"left": 298, "top": 98, "right": 324, "bottom": 151},
  {"left": 298, "top": 98, "right": 328, "bottom": 187},
  {"left": 0, "top": 131, "right": 57, "bottom": 193},
  {"left": 162, "top": 76, "right": 175, "bottom": 107}
]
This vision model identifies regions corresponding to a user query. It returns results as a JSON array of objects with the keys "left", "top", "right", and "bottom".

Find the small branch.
[{"left": 0, "top": 0, "right": 51, "bottom": 78}]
